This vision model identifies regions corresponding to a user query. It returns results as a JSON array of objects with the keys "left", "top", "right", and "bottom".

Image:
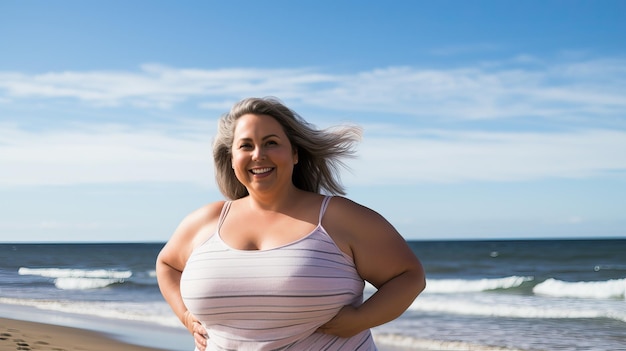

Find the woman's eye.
[{"left": 239, "top": 143, "right": 252, "bottom": 149}]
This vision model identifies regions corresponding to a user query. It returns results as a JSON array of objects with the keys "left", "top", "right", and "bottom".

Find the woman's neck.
[{"left": 245, "top": 186, "right": 305, "bottom": 213}]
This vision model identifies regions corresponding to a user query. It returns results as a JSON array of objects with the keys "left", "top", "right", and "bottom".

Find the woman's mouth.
[{"left": 250, "top": 167, "right": 274, "bottom": 175}]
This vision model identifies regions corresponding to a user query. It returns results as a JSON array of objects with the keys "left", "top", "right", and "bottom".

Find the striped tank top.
[{"left": 180, "top": 196, "right": 376, "bottom": 350}]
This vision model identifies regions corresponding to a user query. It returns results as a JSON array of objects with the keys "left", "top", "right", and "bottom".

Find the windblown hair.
[{"left": 213, "top": 97, "right": 362, "bottom": 199}]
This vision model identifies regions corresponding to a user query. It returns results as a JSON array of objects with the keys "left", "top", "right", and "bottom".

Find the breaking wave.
[
  {"left": 425, "top": 276, "right": 534, "bottom": 293},
  {"left": 533, "top": 278, "right": 626, "bottom": 299},
  {"left": 18, "top": 267, "right": 132, "bottom": 290}
]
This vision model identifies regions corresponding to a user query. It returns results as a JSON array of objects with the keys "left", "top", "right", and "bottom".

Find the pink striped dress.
[{"left": 180, "top": 196, "right": 376, "bottom": 350}]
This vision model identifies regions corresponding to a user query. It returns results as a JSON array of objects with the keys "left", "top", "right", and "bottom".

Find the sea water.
[{"left": 1, "top": 240, "right": 625, "bottom": 351}]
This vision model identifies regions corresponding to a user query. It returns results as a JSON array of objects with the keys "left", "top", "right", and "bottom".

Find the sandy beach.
[
  {"left": 0, "top": 316, "right": 419, "bottom": 351},
  {"left": 0, "top": 317, "right": 170, "bottom": 351},
  {"left": 0, "top": 294, "right": 419, "bottom": 351},
  {"left": 0, "top": 303, "right": 194, "bottom": 351}
]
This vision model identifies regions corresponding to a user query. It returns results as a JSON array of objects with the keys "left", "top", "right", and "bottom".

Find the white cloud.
[
  {"left": 0, "top": 57, "right": 624, "bottom": 121},
  {"left": 345, "top": 128, "right": 626, "bottom": 185},
  {"left": 0, "top": 65, "right": 334, "bottom": 109},
  {"left": 1, "top": 123, "right": 624, "bottom": 187},
  {"left": 1, "top": 57, "right": 624, "bottom": 188},
  {"left": 0, "top": 122, "right": 216, "bottom": 187}
]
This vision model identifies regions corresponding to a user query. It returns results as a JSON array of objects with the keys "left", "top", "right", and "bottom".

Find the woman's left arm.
[{"left": 317, "top": 197, "right": 426, "bottom": 337}]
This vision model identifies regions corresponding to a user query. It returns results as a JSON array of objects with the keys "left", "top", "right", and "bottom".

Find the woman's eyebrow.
[{"left": 237, "top": 134, "right": 281, "bottom": 141}]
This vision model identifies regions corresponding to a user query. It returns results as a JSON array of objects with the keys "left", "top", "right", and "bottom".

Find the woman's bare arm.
[
  {"left": 318, "top": 197, "right": 426, "bottom": 337},
  {"left": 155, "top": 201, "right": 224, "bottom": 348}
]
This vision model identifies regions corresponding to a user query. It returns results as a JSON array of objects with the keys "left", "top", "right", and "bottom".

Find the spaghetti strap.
[
  {"left": 217, "top": 201, "right": 232, "bottom": 231},
  {"left": 318, "top": 196, "right": 332, "bottom": 223}
]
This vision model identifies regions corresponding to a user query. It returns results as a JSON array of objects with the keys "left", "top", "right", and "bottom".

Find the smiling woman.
[
  {"left": 156, "top": 97, "right": 426, "bottom": 351},
  {"left": 212, "top": 97, "right": 363, "bottom": 199},
  {"left": 229, "top": 113, "right": 299, "bottom": 199}
]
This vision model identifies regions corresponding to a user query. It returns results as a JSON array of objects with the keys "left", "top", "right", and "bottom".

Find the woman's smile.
[
  {"left": 231, "top": 113, "right": 298, "bottom": 194},
  {"left": 250, "top": 167, "right": 274, "bottom": 175}
]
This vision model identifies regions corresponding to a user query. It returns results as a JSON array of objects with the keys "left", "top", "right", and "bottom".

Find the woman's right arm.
[{"left": 155, "top": 201, "right": 224, "bottom": 350}]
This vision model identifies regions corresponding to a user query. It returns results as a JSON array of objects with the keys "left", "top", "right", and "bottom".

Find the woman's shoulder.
[
  {"left": 326, "top": 196, "right": 393, "bottom": 236},
  {"left": 324, "top": 196, "right": 381, "bottom": 233},
  {"left": 183, "top": 201, "right": 227, "bottom": 227},
  {"left": 159, "top": 201, "right": 228, "bottom": 267},
  {"left": 174, "top": 201, "right": 226, "bottom": 238},
  {"left": 327, "top": 196, "right": 377, "bottom": 217},
  {"left": 174, "top": 201, "right": 227, "bottom": 249}
]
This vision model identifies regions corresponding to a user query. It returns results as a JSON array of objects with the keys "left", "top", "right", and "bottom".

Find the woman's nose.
[{"left": 252, "top": 146, "right": 265, "bottom": 160}]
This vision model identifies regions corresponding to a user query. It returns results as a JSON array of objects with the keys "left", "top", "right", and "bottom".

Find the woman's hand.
[
  {"left": 184, "top": 311, "right": 207, "bottom": 351},
  {"left": 316, "top": 305, "right": 365, "bottom": 338}
]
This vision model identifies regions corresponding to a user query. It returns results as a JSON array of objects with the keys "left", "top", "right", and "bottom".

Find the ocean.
[{"left": 1, "top": 239, "right": 625, "bottom": 351}]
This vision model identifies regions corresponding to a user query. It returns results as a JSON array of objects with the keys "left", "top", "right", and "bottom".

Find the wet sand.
[{"left": 0, "top": 317, "right": 169, "bottom": 351}]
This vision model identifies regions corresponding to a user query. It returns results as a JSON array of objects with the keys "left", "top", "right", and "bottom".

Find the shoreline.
[
  {"left": 0, "top": 304, "right": 422, "bottom": 351},
  {"left": 0, "top": 303, "right": 191, "bottom": 351},
  {"left": 0, "top": 317, "right": 171, "bottom": 351}
]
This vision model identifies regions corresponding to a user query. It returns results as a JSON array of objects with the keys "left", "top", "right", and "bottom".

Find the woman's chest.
[{"left": 180, "top": 232, "right": 363, "bottom": 316}]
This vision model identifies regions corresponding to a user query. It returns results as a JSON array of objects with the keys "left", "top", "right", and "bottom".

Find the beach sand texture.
[
  {"left": 0, "top": 318, "right": 166, "bottom": 351},
  {"left": 0, "top": 317, "right": 421, "bottom": 351}
]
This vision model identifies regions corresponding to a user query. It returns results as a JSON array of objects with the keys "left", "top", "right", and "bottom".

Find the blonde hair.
[{"left": 213, "top": 97, "right": 362, "bottom": 199}]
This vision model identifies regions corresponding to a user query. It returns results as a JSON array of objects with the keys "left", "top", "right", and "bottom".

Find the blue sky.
[{"left": 1, "top": 0, "right": 625, "bottom": 242}]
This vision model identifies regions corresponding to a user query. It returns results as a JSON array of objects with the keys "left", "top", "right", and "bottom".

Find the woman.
[{"left": 156, "top": 97, "right": 425, "bottom": 350}]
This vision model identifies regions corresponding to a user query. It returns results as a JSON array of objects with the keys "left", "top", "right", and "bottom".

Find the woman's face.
[{"left": 231, "top": 113, "right": 298, "bottom": 195}]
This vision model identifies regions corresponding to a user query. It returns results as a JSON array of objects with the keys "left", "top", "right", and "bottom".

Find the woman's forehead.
[{"left": 234, "top": 113, "right": 286, "bottom": 137}]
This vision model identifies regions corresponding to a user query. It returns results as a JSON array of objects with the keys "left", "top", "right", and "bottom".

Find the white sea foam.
[
  {"left": 374, "top": 333, "right": 528, "bottom": 351},
  {"left": 424, "top": 276, "right": 533, "bottom": 293},
  {"left": 411, "top": 298, "right": 594, "bottom": 319},
  {"left": 533, "top": 278, "right": 626, "bottom": 299},
  {"left": 18, "top": 267, "right": 132, "bottom": 290},
  {"left": 0, "top": 297, "right": 182, "bottom": 328},
  {"left": 53, "top": 277, "right": 125, "bottom": 290},
  {"left": 18, "top": 267, "right": 132, "bottom": 279},
  {"left": 367, "top": 276, "right": 533, "bottom": 295},
  {"left": 408, "top": 294, "right": 626, "bottom": 323}
]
